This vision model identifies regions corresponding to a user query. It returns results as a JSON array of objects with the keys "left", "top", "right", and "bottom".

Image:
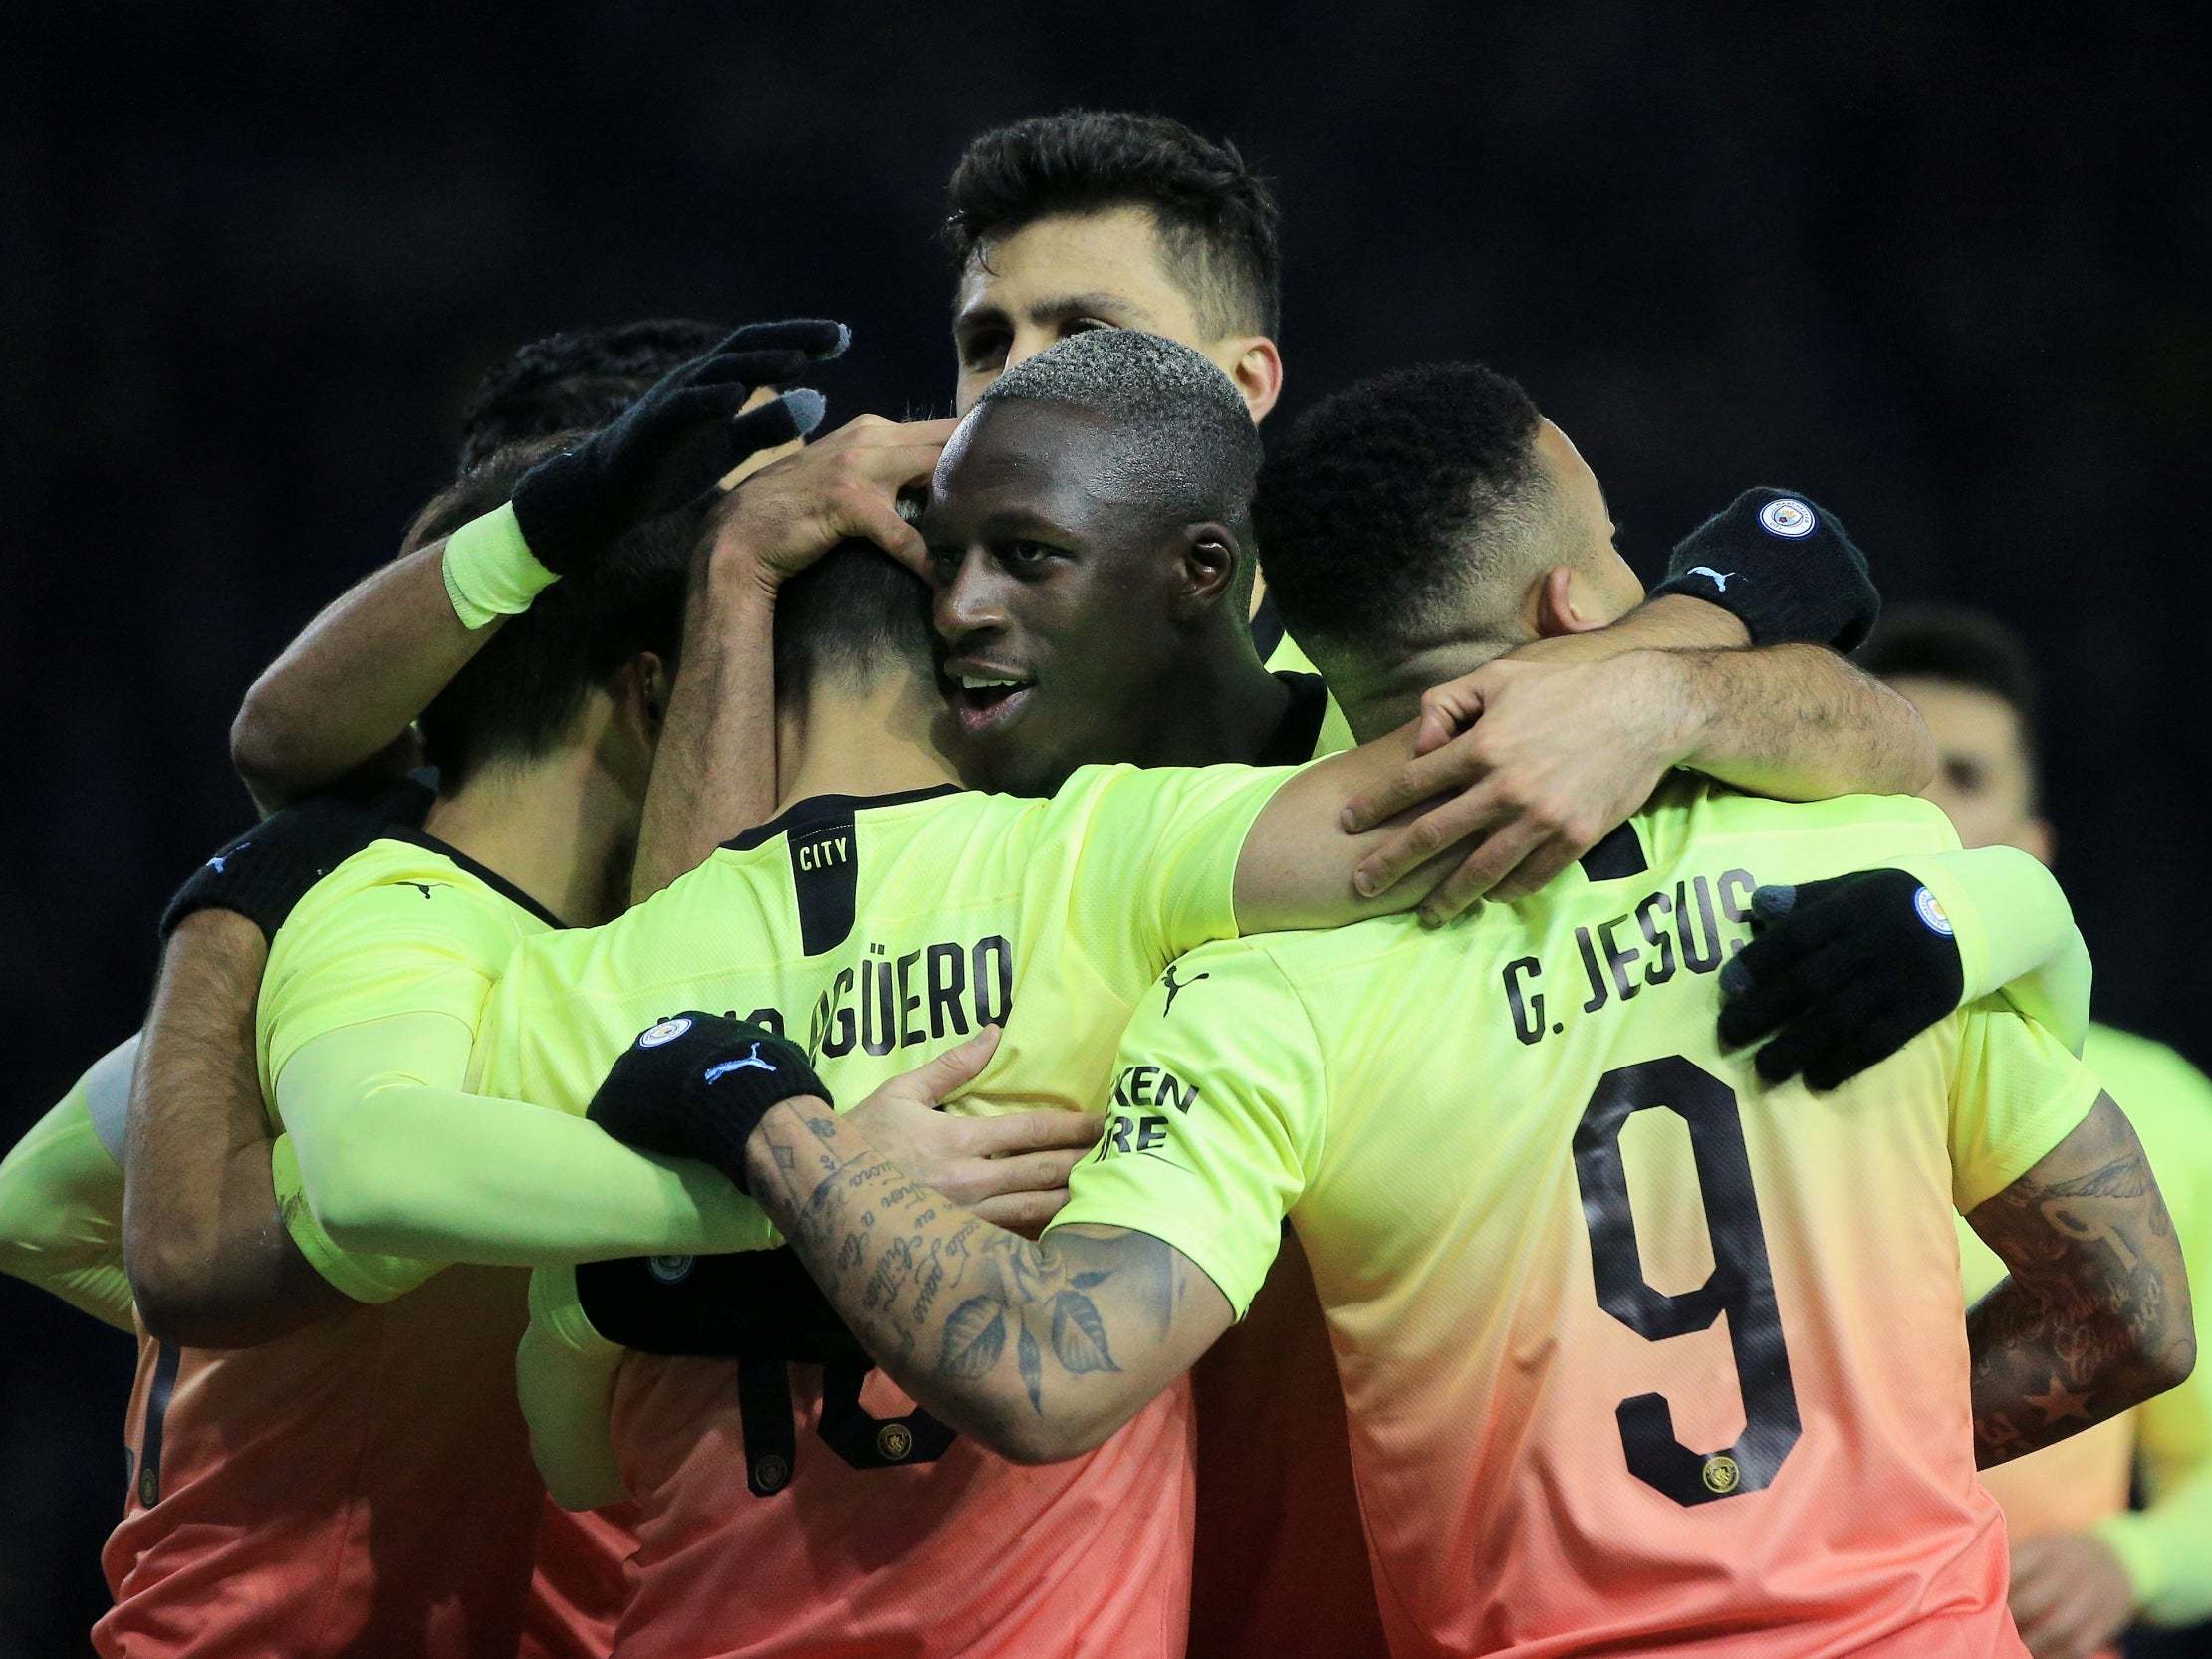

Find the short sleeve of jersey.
[
  {"left": 1047, "top": 938, "right": 1322, "bottom": 1317},
  {"left": 1948, "top": 999, "right": 2106, "bottom": 1214},
  {"left": 261, "top": 869, "right": 523, "bottom": 1096},
  {"left": 1049, "top": 763, "right": 1298, "bottom": 995}
]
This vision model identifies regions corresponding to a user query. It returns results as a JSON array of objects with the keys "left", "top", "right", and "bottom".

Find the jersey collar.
[
  {"left": 1257, "top": 671, "right": 1330, "bottom": 766},
  {"left": 721, "top": 784, "right": 966, "bottom": 853},
  {"left": 384, "top": 826, "right": 569, "bottom": 929}
]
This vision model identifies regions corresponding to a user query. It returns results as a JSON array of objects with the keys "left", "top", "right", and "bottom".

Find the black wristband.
[
  {"left": 1650, "top": 488, "right": 1880, "bottom": 650},
  {"left": 159, "top": 779, "right": 433, "bottom": 945},
  {"left": 587, "top": 1014, "right": 832, "bottom": 1194}
]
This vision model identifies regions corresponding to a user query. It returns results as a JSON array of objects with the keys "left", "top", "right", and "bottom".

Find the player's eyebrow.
[
  {"left": 1021, "top": 291, "right": 1154, "bottom": 326},
  {"left": 952, "top": 298, "right": 1010, "bottom": 340},
  {"left": 973, "top": 502, "right": 1083, "bottom": 544},
  {"left": 952, "top": 291, "right": 1156, "bottom": 340}
]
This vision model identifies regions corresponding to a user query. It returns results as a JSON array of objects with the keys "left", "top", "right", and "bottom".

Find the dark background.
[{"left": 4, "top": 5, "right": 2206, "bottom": 1653}]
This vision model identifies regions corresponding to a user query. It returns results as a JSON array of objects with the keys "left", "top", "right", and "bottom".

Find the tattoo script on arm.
[{"left": 1965, "top": 1093, "right": 2196, "bottom": 1467}]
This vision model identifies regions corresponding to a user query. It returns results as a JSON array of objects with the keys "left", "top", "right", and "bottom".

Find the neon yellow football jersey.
[
  {"left": 1054, "top": 779, "right": 2104, "bottom": 1659},
  {"left": 479, "top": 762, "right": 1293, "bottom": 1659},
  {"left": 108, "top": 829, "right": 572, "bottom": 1659}
]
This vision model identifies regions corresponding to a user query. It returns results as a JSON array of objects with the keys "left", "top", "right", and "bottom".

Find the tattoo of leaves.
[
  {"left": 1018, "top": 1324, "right": 1044, "bottom": 1413},
  {"left": 1050, "top": 1292, "right": 1121, "bottom": 1374},
  {"left": 942, "top": 1297, "right": 1006, "bottom": 1378}
]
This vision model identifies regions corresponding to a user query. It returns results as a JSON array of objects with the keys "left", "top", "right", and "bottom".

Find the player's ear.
[
  {"left": 1223, "top": 337, "right": 1283, "bottom": 423},
  {"left": 616, "top": 652, "right": 670, "bottom": 745},
  {"left": 1530, "top": 566, "right": 1611, "bottom": 638},
  {"left": 1174, "top": 522, "right": 1242, "bottom": 617}
]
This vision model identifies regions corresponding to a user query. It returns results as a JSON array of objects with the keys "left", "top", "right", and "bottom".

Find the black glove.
[
  {"left": 159, "top": 778, "right": 435, "bottom": 944},
  {"left": 1650, "top": 488, "right": 1879, "bottom": 650},
  {"left": 1716, "top": 869, "right": 1965, "bottom": 1090},
  {"left": 509, "top": 319, "right": 847, "bottom": 574},
  {"left": 587, "top": 1013, "right": 832, "bottom": 1192}
]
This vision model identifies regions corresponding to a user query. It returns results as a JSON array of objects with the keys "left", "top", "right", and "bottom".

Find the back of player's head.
[
  {"left": 457, "top": 319, "right": 727, "bottom": 472},
  {"left": 772, "top": 536, "right": 936, "bottom": 706},
  {"left": 413, "top": 438, "right": 691, "bottom": 790},
  {"left": 1856, "top": 604, "right": 2040, "bottom": 726},
  {"left": 1255, "top": 363, "right": 1561, "bottom": 675},
  {"left": 946, "top": 110, "right": 1281, "bottom": 339},
  {"left": 1856, "top": 602, "right": 2043, "bottom": 793},
  {"left": 978, "top": 328, "right": 1262, "bottom": 543}
]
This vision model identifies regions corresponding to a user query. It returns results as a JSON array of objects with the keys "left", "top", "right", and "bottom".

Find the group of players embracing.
[{"left": 4, "top": 109, "right": 2205, "bottom": 1659}]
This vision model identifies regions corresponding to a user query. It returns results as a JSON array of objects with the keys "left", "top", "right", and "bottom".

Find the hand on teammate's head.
[
  {"left": 509, "top": 319, "right": 849, "bottom": 577},
  {"left": 706, "top": 413, "right": 957, "bottom": 592}
]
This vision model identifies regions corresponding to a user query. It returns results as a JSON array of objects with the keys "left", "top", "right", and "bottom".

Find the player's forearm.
[
  {"left": 1965, "top": 1095, "right": 2197, "bottom": 1466},
  {"left": 1659, "top": 643, "right": 1935, "bottom": 799},
  {"left": 630, "top": 539, "right": 778, "bottom": 901},
  {"left": 287, "top": 1073, "right": 765, "bottom": 1265},
  {"left": 124, "top": 911, "right": 344, "bottom": 1345},
  {"left": 231, "top": 542, "right": 483, "bottom": 811},
  {"left": 744, "top": 1095, "right": 1155, "bottom": 1464}
]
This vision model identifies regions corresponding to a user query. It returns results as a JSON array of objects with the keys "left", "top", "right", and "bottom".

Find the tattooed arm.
[
  {"left": 1964, "top": 1093, "right": 2196, "bottom": 1467},
  {"left": 743, "top": 1032, "right": 1236, "bottom": 1464}
]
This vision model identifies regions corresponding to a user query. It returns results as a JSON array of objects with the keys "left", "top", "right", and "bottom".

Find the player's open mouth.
[{"left": 945, "top": 668, "right": 1037, "bottom": 736}]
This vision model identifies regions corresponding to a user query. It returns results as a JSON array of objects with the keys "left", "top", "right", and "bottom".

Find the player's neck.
[
  {"left": 1149, "top": 623, "right": 1292, "bottom": 769},
  {"left": 423, "top": 749, "right": 637, "bottom": 928},
  {"left": 1340, "top": 639, "right": 1513, "bottom": 745},
  {"left": 773, "top": 670, "right": 958, "bottom": 811}
]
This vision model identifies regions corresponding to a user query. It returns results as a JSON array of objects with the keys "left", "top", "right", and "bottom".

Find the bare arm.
[
  {"left": 235, "top": 326, "right": 840, "bottom": 817},
  {"left": 741, "top": 1035, "right": 1231, "bottom": 1464},
  {"left": 1657, "top": 641, "right": 1935, "bottom": 800},
  {"left": 1965, "top": 1093, "right": 2196, "bottom": 1467},
  {"left": 628, "top": 416, "right": 953, "bottom": 900},
  {"left": 1339, "top": 596, "right": 1935, "bottom": 915},
  {"left": 230, "top": 541, "right": 481, "bottom": 813},
  {"left": 628, "top": 531, "right": 780, "bottom": 901},
  {"left": 123, "top": 910, "right": 352, "bottom": 1347}
]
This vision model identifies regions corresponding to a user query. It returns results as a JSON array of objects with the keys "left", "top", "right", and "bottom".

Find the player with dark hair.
[
  {"left": 228, "top": 320, "right": 841, "bottom": 815},
  {"left": 940, "top": 107, "right": 1323, "bottom": 679},
  {"left": 1842, "top": 603, "right": 2212, "bottom": 1659},
  {"left": 18, "top": 326, "right": 876, "bottom": 1659},
  {"left": 702, "top": 360, "right": 2194, "bottom": 1659},
  {"left": 1857, "top": 605, "right": 2050, "bottom": 858},
  {"left": 87, "top": 437, "right": 707, "bottom": 1659},
  {"left": 946, "top": 110, "right": 1281, "bottom": 419},
  {"left": 458, "top": 317, "right": 730, "bottom": 471},
  {"left": 1251, "top": 360, "right": 1562, "bottom": 673}
]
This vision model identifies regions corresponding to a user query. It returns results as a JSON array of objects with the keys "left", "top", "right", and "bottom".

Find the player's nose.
[
  {"left": 935, "top": 556, "right": 1009, "bottom": 642},
  {"left": 1001, "top": 324, "right": 1061, "bottom": 376}
]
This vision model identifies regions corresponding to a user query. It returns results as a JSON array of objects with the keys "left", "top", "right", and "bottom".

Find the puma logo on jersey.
[
  {"left": 397, "top": 881, "right": 446, "bottom": 900},
  {"left": 1161, "top": 964, "right": 1209, "bottom": 1016},
  {"left": 207, "top": 842, "right": 249, "bottom": 873},
  {"left": 704, "top": 1044, "right": 776, "bottom": 1084},
  {"left": 1685, "top": 566, "right": 1736, "bottom": 592}
]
